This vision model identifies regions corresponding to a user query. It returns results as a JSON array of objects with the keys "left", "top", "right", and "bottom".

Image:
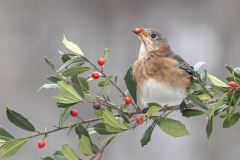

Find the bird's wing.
[{"left": 169, "top": 54, "right": 194, "bottom": 75}]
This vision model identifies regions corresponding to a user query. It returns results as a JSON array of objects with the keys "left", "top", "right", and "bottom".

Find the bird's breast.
[{"left": 140, "top": 78, "right": 187, "bottom": 107}]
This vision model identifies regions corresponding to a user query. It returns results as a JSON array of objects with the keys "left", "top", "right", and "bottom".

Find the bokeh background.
[{"left": 1, "top": 0, "right": 240, "bottom": 160}]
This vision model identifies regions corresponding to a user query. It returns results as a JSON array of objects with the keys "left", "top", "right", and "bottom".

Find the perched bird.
[{"left": 132, "top": 27, "right": 194, "bottom": 112}]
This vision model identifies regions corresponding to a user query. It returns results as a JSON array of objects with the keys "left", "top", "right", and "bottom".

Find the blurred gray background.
[{"left": 1, "top": 0, "right": 240, "bottom": 160}]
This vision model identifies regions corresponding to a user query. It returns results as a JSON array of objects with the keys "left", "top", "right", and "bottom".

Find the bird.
[{"left": 132, "top": 27, "right": 194, "bottom": 112}]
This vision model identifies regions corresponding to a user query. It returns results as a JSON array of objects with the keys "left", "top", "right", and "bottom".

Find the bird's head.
[{"left": 133, "top": 27, "right": 171, "bottom": 57}]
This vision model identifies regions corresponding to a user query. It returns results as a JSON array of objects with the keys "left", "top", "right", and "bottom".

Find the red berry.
[
  {"left": 229, "top": 81, "right": 237, "bottom": 88},
  {"left": 135, "top": 27, "right": 142, "bottom": 33},
  {"left": 124, "top": 96, "right": 132, "bottom": 105},
  {"left": 91, "top": 72, "right": 100, "bottom": 79},
  {"left": 84, "top": 154, "right": 89, "bottom": 156},
  {"left": 70, "top": 109, "right": 78, "bottom": 117},
  {"left": 38, "top": 140, "right": 45, "bottom": 149},
  {"left": 136, "top": 117, "right": 144, "bottom": 124},
  {"left": 93, "top": 102, "right": 101, "bottom": 110},
  {"left": 96, "top": 158, "right": 101, "bottom": 160},
  {"left": 97, "top": 58, "right": 105, "bottom": 66}
]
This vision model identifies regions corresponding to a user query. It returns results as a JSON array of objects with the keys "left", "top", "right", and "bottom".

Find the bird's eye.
[{"left": 151, "top": 34, "right": 156, "bottom": 38}]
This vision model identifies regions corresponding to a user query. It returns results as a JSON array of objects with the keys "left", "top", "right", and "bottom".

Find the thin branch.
[{"left": 194, "top": 77, "right": 214, "bottom": 98}]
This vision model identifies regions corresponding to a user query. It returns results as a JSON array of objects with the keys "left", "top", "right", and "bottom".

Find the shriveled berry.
[
  {"left": 91, "top": 72, "right": 100, "bottom": 79},
  {"left": 93, "top": 102, "right": 101, "bottom": 110},
  {"left": 97, "top": 58, "right": 105, "bottom": 66},
  {"left": 124, "top": 96, "right": 132, "bottom": 105},
  {"left": 135, "top": 27, "right": 142, "bottom": 33},
  {"left": 229, "top": 81, "right": 237, "bottom": 88},
  {"left": 136, "top": 117, "right": 144, "bottom": 124},
  {"left": 70, "top": 109, "right": 78, "bottom": 117},
  {"left": 38, "top": 140, "right": 45, "bottom": 149}
]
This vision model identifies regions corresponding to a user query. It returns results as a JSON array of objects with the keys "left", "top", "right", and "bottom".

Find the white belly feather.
[{"left": 140, "top": 78, "right": 186, "bottom": 107}]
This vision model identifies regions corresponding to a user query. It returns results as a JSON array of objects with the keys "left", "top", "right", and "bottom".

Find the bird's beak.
[{"left": 133, "top": 26, "right": 149, "bottom": 38}]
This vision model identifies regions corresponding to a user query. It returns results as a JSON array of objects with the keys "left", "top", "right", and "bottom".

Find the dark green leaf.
[
  {"left": 214, "top": 104, "right": 228, "bottom": 116},
  {"left": 194, "top": 61, "right": 205, "bottom": 71},
  {"left": 219, "top": 114, "right": 228, "bottom": 118},
  {"left": 71, "top": 76, "right": 85, "bottom": 99},
  {"left": 188, "top": 83, "right": 204, "bottom": 92},
  {"left": 79, "top": 77, "right": 89, "bottom": 92},
  {"left": 223, "top": 112, "right": 240, "bottom": 128},
  {"left": 104, "top": 48, "right": 112, "bottom": 62},
  {"left": 6, "top": 107, "right": 35, "bottom": 132},
  {"left": 140, "top": 118, "right": 158, "bottom": 147},
  {"left": 182, "top": 109, "right": 205, "bottom": 118},
  {"left": 39, "top": 156, "right": 54, "bottom": 160},
  {"left": 234, "top": 67, "right": 240, "bottom": 78},
  {"left": 2, "top": 138, "right": 28, "bottom": 158},
  {"left": 53, "top": 150, "right": 67, "bottom": 160},
  {"left": 58, "top": 56, "right": 84, "bottom": 73},
  {"left": 93, "top": 123, "right": 113, "bottom": 135},
  {"left": 124, "top": 66, "right": 137, "bottom": 104},
  {"left": 92, "top": 143, "right": 99, "bottom": 154},
  {"left": 46, "top": 75, "right": 61, "bottom": 83},
  {"left": 45, "top": 57, "right": 56, "bottom": 72},
  {"left": 100, "top": 75, "right": 112, "bottom": 96},
  {"left": 98, "top": 81, "right": 111, "bottom": 87},
  {"left": 116, "top": 108, "right": 130, "bottom": 123},
  {"left": 206, "top": 116, "right": 213, "bottom": 139},
  {"left": 61, "top": 143, "right": 79, "bottom": 160},
  {"left": 62, "top": 66, "right": 91, "bottom": 77},
  {"left": 211, "top": 85, "right": 229, "bottom": 93},
  {"left": 200, "top": 69, "right": 207, "bottom": 84},
  {"left": 60, "top": 106, "right": 74, "bottom": 123},
  {"left": 155, "top": 117, "right": 189, "bottom": 137},
  {"left": 0, "top": 126, "right": 15, "bottom": 141},
  {"left": 106, "top": 91, "right": 112, "bottom": 112},
  {"left": 68, "top": 61, "right": 85, "bottom": 68},
  {"left": 75, "top": 123, "right": 90, "bottom": 139},
  {"left": 57, "top": 102, "right": 77, "bottom": 108},
  {"left": 188, "top": 95, "right": 208, "bottom": 110},
  {"left": 61, "top": 54, "right": 71, "bottom": 63},
  {"left": 38, "top": 84, "right": 58, "bottom": 92},
  {"left": 209, "top": 92, "right": 228, "bottom": 117},
  {"left": 226, "top": 64, "right": 233, "bottom": 74}
]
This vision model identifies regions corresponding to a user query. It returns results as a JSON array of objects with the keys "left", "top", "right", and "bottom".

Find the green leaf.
[
  {"left": 100, "top": 75, "right": 112, "bottom": 96},
  {"left": 187, "top": 95, "right": 208, "bottom": 110},
  {"left": 226, "top": 64, "right": 233, "bottom": 74},
  {"left": 105, "top": 124, "right": 122, "bottom": 133},
  {"left": 61, "top": 54, "right": 71, "bottom": 63},
  {"left": 223, "top": 112, "right": 240, "bottom": 128},
  {"left": 103, "top": 110, "right": 127, "bottom": 129},
  {"left": 195, "top": 92, "right": 213, "bottom": 100},
  {"left": 104, "top": 48, "right": 112, "bottom": 62},
  {"left": 58, "top": 81, "right": 81, "bottom": 101},
  {"left": 98, "top": 81, "right": 111, "bottom": 87},
  {"left": 68, "top": 61, "right": 85, "bottom": 68},
  {"left": 207, "top": 73, "right": 228, "bottom": 87},
  {"left": 0, "top": 139, "right": 6, "bottom": 148},
  {"left": 2, "top": 138, "right": 28, "bottom": 158},
  {"left": 155, "top": 117, "right": 189, "bottom": 137},
  {"left": 209, "top": 92, "right": 228, "bottom": 117},
  {"left": 210, "top": 85, "right": 229, "bottom": 93},
  {"left": 94, "top": 108, "right": 105, "bottom": 119},
  {"left": 188, "top": 83, "right": 204, "bottom": 92},
  {"left": 38, "top": 84, "right": 58, "bottom": 92},
  {"left": 214, "top": 104, "right": 228, "bottom": 116},
  {"left": 114, "top": 75, "right": 118, "bottom": 84},
  {"left": 147, "top": 106, "right": 161, "bottom": 117},
  {"left": 140, "top": 118, "right": 158, "bottom": 147},
  {"left": 57, "top": 102, "right": 77, "bottom": 108},
  {"left": 62, "top": 35, "right": 84, "bottom": 56},
  {"left": 60, "top": 106, "right": 74, "bottom": 123},
  {"left": 100, "top": 134, "right": 115, "bottom": 146},
  {"left": 53, "top": 150, "right": 67, "bottom": 160},
  {"left": 106, "top": 90, "right": 112, "bottom": 112},
  {"left": 182, "top": 109, "right": 205, "bottom": 118},
  {"left": 206, "top": 116, "right": 213, "bottom": 139},
  {"left": 62, "top": 66, "right": 91, "bottom": 77},
  {"left": 6, "top": 107, "right": 35, "bottom": 132},
  {"left": 93, "top": 123, "right": 113, "bottom": 135},
  {"left": 61, "top": 143, "right": 79, "bottom": 160},
  {"left": 116, "top": 108, "right": 130, "bottom": 123},
  {"left": 200, "top": 69, "right": 207, "bottom": 84},
  {"left": 71, "top": 76, "right": 85, "bottom": 99},
  {"left": 0, "top": 126, "right": 15, "bottom": 141},
  {"left": 234, "top": 67, "right": 240, "bottom": 77},
  {"left": 45, "top": 57, "right": 56, "bottom": 72},
  {"left": 79, "top": 77, "right": 89, "bottom": 92},
  {"left": 39, "top": 156, "right": 54, "bottom": 160},
  {"left": 194, "top": 61, "right": 205, "bottom": 71},
  {"left": 78, "top": 135, "right": 92, "bottom": 155},
  {"left": 147, "top": 102, "right": 161, "bottom": 107},
  {"left": 54, "top": 96, "right": 79, "bottom": 104},
  {"left": 75, "top": 123, "right": 90, "bottom": 139},
  {"left": 46, "top": 76, "right": 62, "bottom": 83},
  {"left": 124, "top": 66, "right": 137, "bottom": 104},
  {"left": 92, "top": 143, "right": 99, "bottom": 154},
  {"left": 58, "top": 56, "right": 84, "bottom": 73}
]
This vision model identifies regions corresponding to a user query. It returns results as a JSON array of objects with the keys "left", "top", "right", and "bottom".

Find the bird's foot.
[{"left": 180, "top": 100, "right": 187, "bottom": 113}]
